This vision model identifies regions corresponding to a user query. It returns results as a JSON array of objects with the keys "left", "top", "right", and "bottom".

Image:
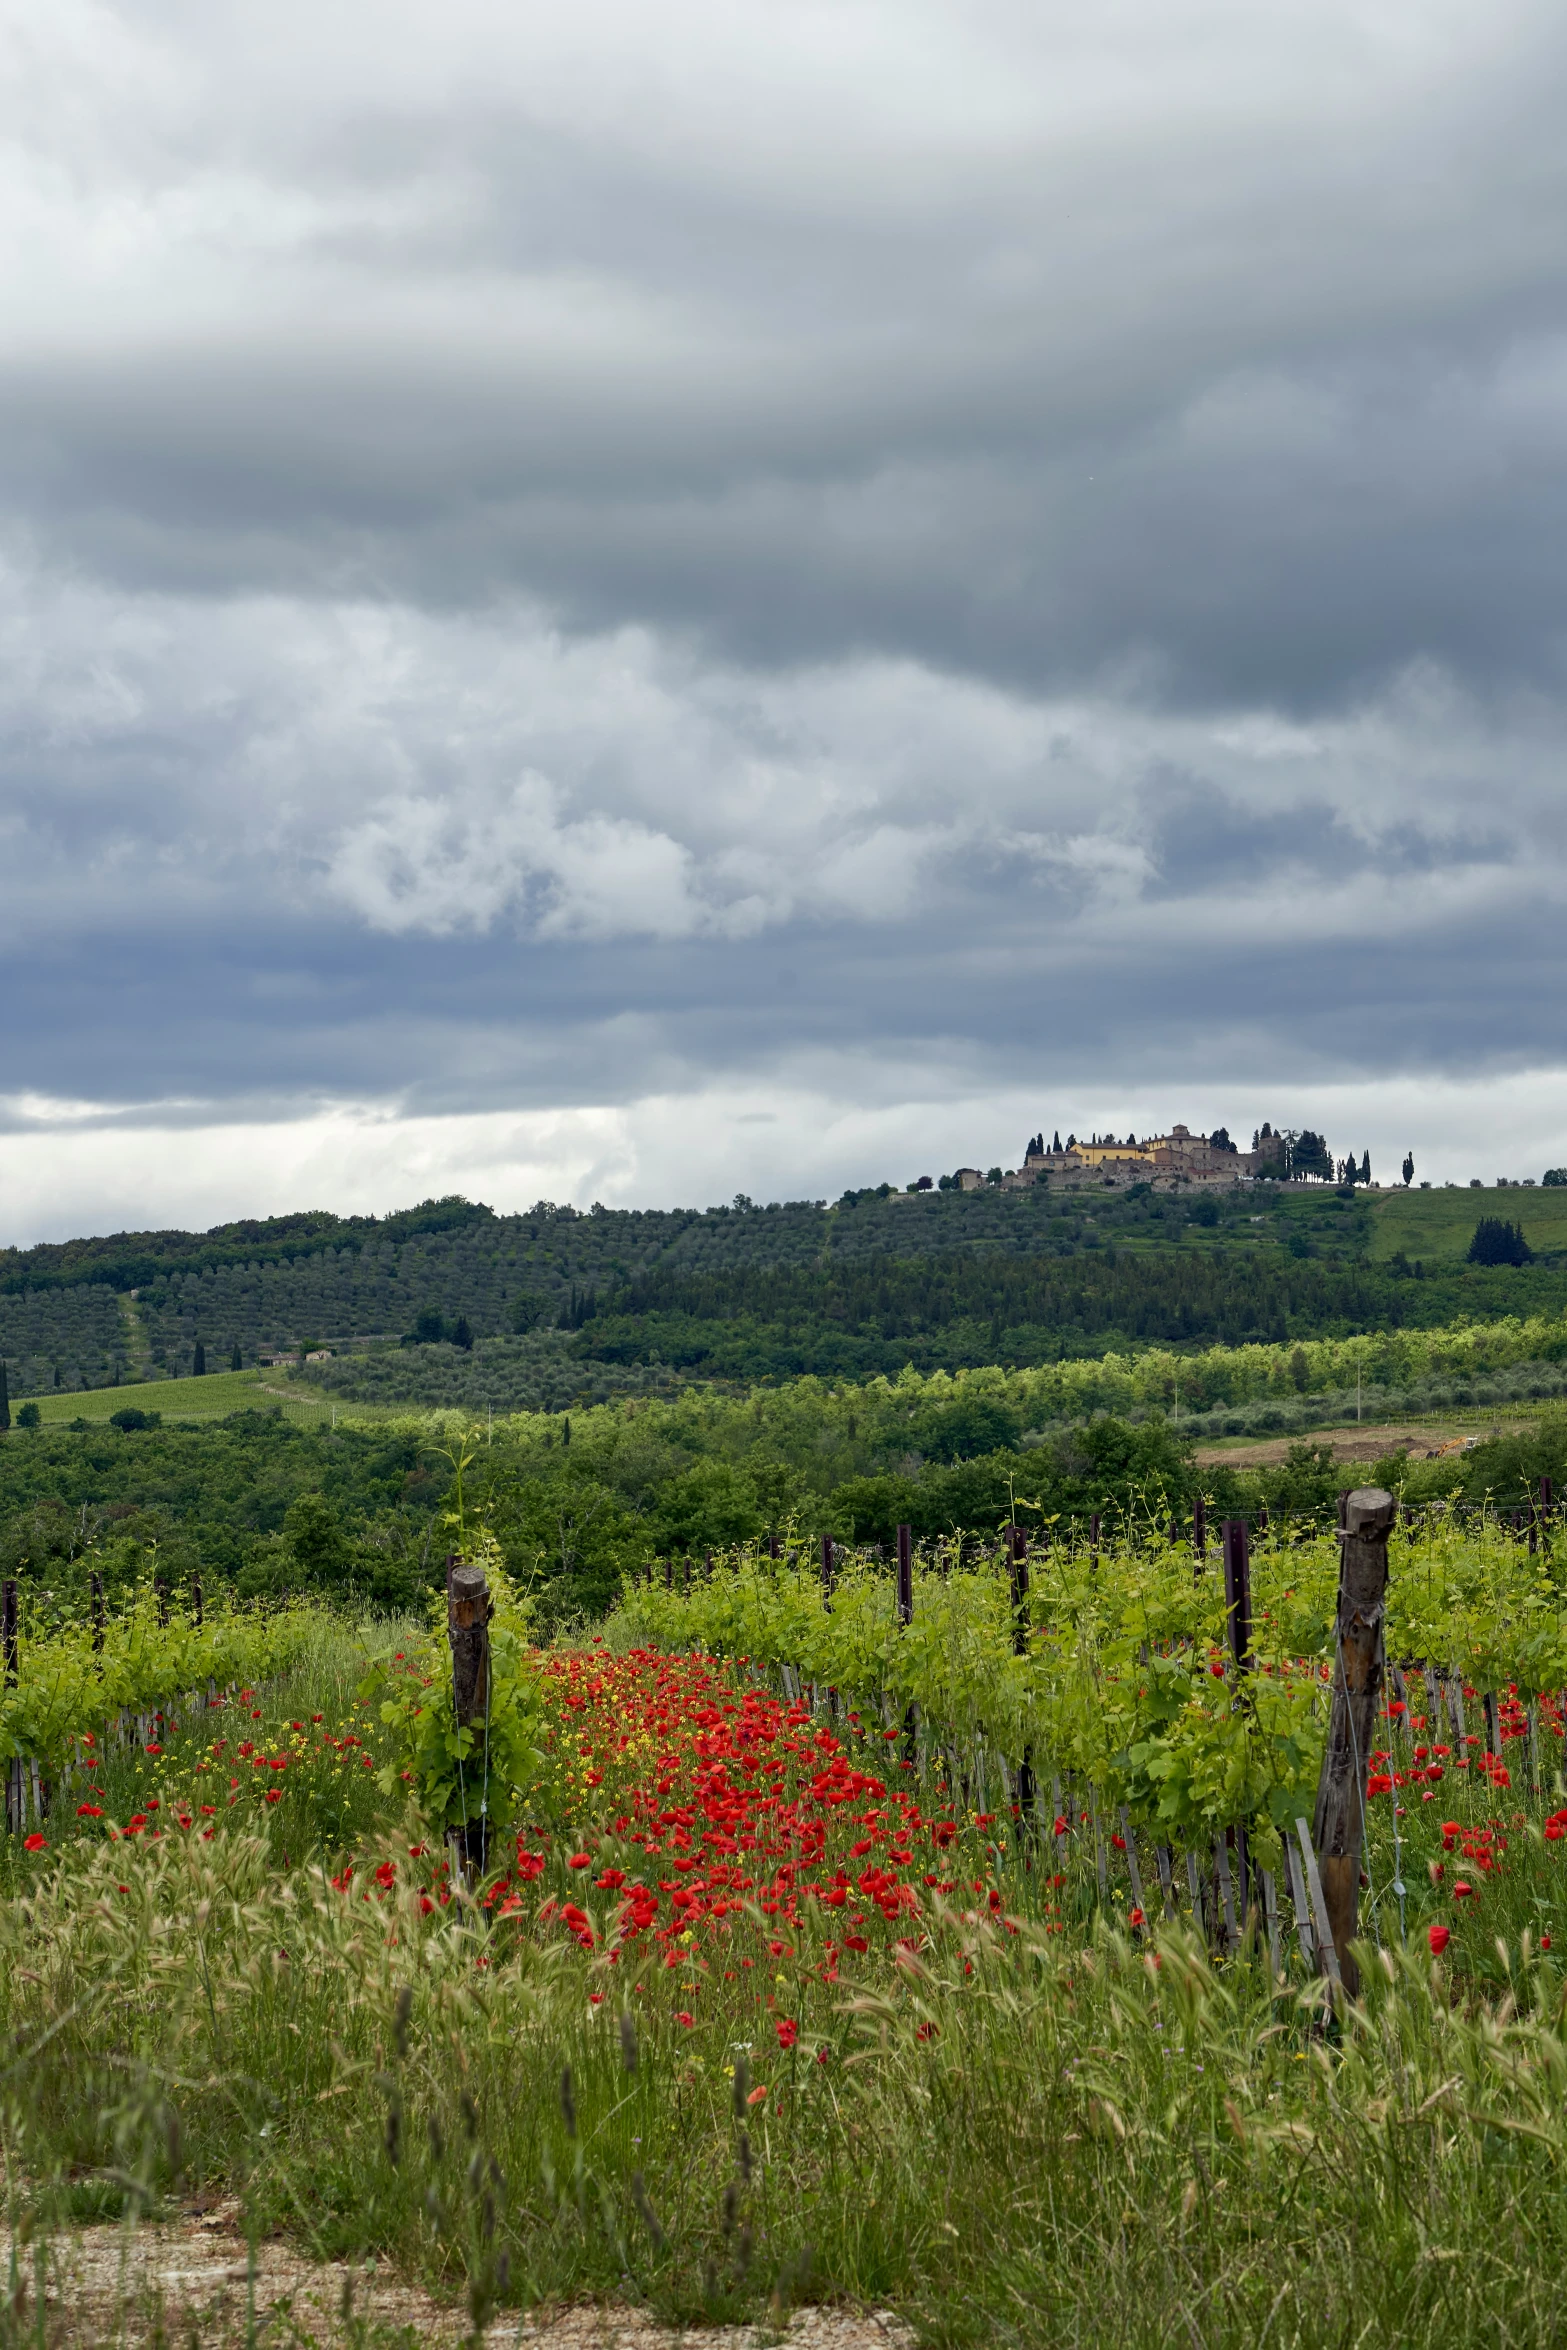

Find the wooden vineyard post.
[
  {"left": 1009, "top": 1526, "right": 1036, "bottom": 1825},
  {"left": 1282, "top": 1836, "right": 1317, "bottom": 1971},
  {"left": 767, "top": 1533, "right": 782, "bottom": 1561},
  {"left": 90, "top": 1570, "right": 105, "bottom": 1652},
  {"left": 1222, "top": 1519, "right": 1253, "bottom": 1678},
  {"left": 1119, "top": 1805, "right": 1148, "bottom": 1931},
  {"left": 3, "top": 1579, "right": 18, "bottom": 1837},
  {"left": 1222, "top": 1518, "right": 1255, "bottom": 1927},
  {"left": 1295, "top": 1819, "right": 1343, "bottom": 1994},
  {"left": 1310, "top": 1486, "right": 1396, "bottom": 1995},
  {"left": 1007, "top": 1525, "right": 1028, "bottom": 1652},
  {"left": 191, "top": 1574, "right": 203, "bottom": 1630},
  {"left": 447, "top": 1562, "right": 492, "bottom": 1880},
  {"left": 1193, "top": 1495, "right": 1207, "bottom": 1573},
  {"left": 820, "top": 1533, "right": 834, "bottom": 1605},
  {"left": 1089, "top": 1513, "right": 1101, "bottom": 1573},
  {"left": 895, "top": 1525, "right": 916, "bottom": 1764}
]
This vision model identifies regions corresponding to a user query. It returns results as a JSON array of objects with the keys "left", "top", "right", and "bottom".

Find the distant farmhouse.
[{"left": 953, "top": 1122, "right": 1291, "bottom": 1195}]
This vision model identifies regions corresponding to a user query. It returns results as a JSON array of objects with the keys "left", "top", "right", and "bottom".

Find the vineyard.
[
  {"left": 6, "top": 1495, "right": 1567, "bottom": 2343},
  {"left": 616, "top": 1498, "right": 1567, "bottom": 1974}
]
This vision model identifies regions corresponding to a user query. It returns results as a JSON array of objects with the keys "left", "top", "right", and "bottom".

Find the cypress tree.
[
  {"left": 194, "top": 1339, "right": 207, "bottom": 1376},
  {"left": 0, "top": 1357, "right": 9, "bottom": 1431}
]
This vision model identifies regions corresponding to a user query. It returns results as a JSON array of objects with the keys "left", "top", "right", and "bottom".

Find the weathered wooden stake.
[
  {"left": 1283, "top": 1837, "right": 1316, "bottom": 1970},
  {"left": 1119, "top": 1805, "right": 1147, "bottom": 1929},
  {"left": 447, "top": 1562, "right": 492, "bottom": 1877},
  {"left": 91, "top": 1570, "right": 105, "bottom": 1652},
  {"left": 895, "top": 1524, "right": 913, "bottom": 1626},
  {"left": 1222, "top": 1519, "right": 1253, "bottom": 1680},
  {"left": 1295, "top": 1818, "right": 1343, "bottom": 1992},
  {"left": 1090, "top": 1786, "right": 1108, "bottom": 1909},
  {"left": 1261, "top": 1867, "right": 1282, "bottom": 1978},
  {"left": 1309, "top": 1486, "right": 1395, "bottom": 1993},
  {"left": 2, "top": 1580, "right": 18, "bottom": 1837},
  {"left": 1214, "top": 1833, "right": 1238, "bottom": 1950},
  {"left": 1185, "top": 1847, "right": 1206, "bottom": 1936},
  {"left": 1008, "top": 1525, "right": 1028, "bottom": 1655},
  {"left": 191, "top": 1574, "right": 203, "bottom": 1630},
  {"left": 1088, "top": 1512, "right": 1101, "bottom": 1572},
  {"left": 1193, "top": 1495, "right": 1207, "bottom": 1566},
  {"left": 895, "top": 1524, "right": 916, "bottom": 1760},
  {"left": 1009, "top": 1526, "right": 1036, "bottom": 1820},
  {"left": 820, "top": 1533, "right": 835, "bottom": 1603}
]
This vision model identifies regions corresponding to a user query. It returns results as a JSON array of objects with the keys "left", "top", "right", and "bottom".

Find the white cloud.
[{"left": 2, "top": 1063, "right": 1566, "bottom": 1247}]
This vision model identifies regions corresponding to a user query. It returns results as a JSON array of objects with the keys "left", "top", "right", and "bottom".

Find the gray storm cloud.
[{"left": 0, "top": 0, "right": 1565, "bottom": 1202}]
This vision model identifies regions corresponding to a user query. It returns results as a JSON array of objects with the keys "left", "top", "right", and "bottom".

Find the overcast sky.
[{"left": 2, "top": 0, "right": 1566, "bottom": 1241}]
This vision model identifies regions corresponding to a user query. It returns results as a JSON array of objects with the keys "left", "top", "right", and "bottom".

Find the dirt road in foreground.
[{"left": 3, "top": 2210, "right": 913, "bottom": 2349}]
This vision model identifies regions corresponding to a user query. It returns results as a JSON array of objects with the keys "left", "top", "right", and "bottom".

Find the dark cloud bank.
[{"left": 3, "top": 0, "right": 1567, "bottom": 1220}]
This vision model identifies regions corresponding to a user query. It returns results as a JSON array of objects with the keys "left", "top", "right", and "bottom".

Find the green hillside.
[
  {"left": 7, "top": 1367, "right": 338, "bottom": 1428},
  {"left": 5, "top": 1178, "right": 1567, "bottom": 1412},
  {"left": 1364, "top": 1184, "right": 1567, "bottom": 1260}
]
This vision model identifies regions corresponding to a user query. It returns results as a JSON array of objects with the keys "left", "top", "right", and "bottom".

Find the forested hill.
[{"left": 6, "top": 1179, "right": 1567, "bottom": 1403}]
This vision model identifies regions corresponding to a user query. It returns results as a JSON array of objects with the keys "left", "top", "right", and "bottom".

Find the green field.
[
  {"left": 12, "top": 1366, "right": 337, "bottom": 1426},
  {"left": 1362, "top": 1182, "right": 1567, "bottom": 1261}
]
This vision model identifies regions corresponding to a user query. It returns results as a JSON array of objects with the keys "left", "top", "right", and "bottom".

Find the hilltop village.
[{"left": 950, "top": 1121, "right": 1345, "bottom": 1195}]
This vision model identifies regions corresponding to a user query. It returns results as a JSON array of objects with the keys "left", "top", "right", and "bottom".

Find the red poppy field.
[{"left": 9, "top": 1616, "right": 1567, "bottom": 2349}]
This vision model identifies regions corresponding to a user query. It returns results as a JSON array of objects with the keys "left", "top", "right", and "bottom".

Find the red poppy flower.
[
  {"left": 23, "top": 1833, "right": 46, "bottom": 1852},
  {"left": 1428, "top": 1924, "right": 1451, "bottom": 1955},
  {"left": 776, "top": 2017, "right": 798, "bottom": 2049}
]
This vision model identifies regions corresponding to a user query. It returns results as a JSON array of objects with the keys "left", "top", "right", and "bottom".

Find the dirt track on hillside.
[{"left": 1193, "top": 1417, "right": 1532, "bottom": 1468}]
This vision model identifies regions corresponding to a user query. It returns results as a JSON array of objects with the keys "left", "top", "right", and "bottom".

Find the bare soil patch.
[
  {"left": 1192, "top": 1417, "right": 1533, "bottom": 1469},
  {"left": 4, "top": 2212, "right": 913, "bottom": 2349}
]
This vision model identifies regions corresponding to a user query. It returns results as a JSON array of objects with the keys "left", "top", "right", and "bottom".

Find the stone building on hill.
[{"left": 971, "top": 1123, "right": 1273, "bottom": 1194}]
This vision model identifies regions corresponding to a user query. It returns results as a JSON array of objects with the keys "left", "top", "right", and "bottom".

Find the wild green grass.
[
  {"left": 5, "top": 1615, "right": 1567, "bottom": 2345},
  {"left": 1366, "top": 1183, "right": 1567, "bottom": 1262},
  {"left": 11, "top": 1367, "right": 326, "bottom": 1428}
]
